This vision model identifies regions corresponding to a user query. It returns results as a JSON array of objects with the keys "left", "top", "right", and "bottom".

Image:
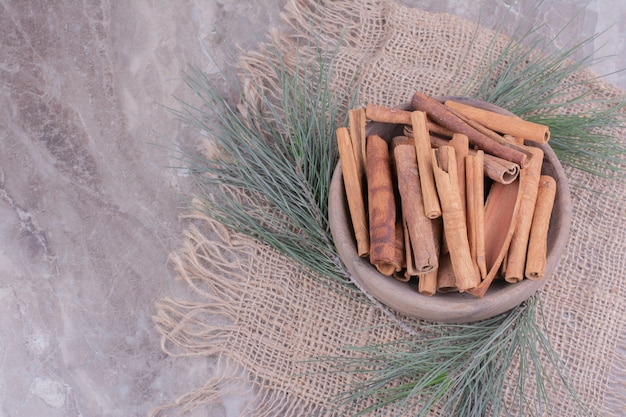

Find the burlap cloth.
[{"left": 152, "top": 1, "right": 626, "bottom": 415}]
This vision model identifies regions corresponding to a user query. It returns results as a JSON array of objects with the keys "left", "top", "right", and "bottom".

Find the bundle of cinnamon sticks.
[{"left": 336, "top": 92, "right": 557, "bottom": 298}]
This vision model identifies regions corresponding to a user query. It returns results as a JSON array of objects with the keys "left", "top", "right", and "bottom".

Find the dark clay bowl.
[{"left": 328, "top": 97, "right": 571, "bottom": 323}]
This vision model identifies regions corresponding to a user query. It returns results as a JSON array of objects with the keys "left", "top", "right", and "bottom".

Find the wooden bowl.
[{"left": 328, "top": 97, "right": 572, "bottom": 323}]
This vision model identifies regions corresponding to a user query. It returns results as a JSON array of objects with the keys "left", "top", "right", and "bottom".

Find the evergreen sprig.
[{"left": 176, "top": 43, "right": 357, "bottom": 284}]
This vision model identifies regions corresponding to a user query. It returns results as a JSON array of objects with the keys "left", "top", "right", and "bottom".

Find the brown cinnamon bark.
[
  {"left": 436, "top": 253, "right": 457, "bottom": 292},
  {"left": 393, "top": 140, "right": 439, "bottom": 273},
  {"left": 404, "top": 121, "right": 454, "bottom": 138},
  {"left": 419, "top": 218, "right": 442, "bottom": 295},
  {"left": 447, "top": 106, "right": 534, "bottom": 167},
  {"left": 445, "top": 99, "right": 550, "bottom": 144},
  {"left": 411, "top": 111, "right": 442, "bottom": 219},
  {"left": 366, "top": 103, "right": 412, "bottom": 125},
  {"left": 466, "top": 154, "right": 477, "bottom": 271},
  {"left": 450, "top": 133, "right": 469, "bottom": 218},
  {"left": 402, "top": 219, "right": 417, "bottom": 281},
  {"left": 418, "top": 270, "right": 438, "bottom": 296},
  {"left": 367, "top": 104, "right": 454, "bottom": 137},
  {"left": 411, "top": 92, "right": 528, "bottom": 167},
  {"left": 525, "top": 175, "right": 557, "bottom": 280},
  {"left": 348, "top": 108, "right": 367, "bottom": 177},
  {"left": 505, "top": 146, "right": 545, "bottom": 283},
  {"left": 468, "top": 177, "right": 523, "bottom": 298},
  {"left": 392, "top": 220, "right": 405, "bottom": 274},
  {"left": 482, "top": 154, "right": 520, "bottom": 184},
  {"left": 474, "top": 150, "right": 487, "bottom": 278},
  {"left": 466, "top": 151, "right": 487, "bottom": 279},
  {"left": 432, "top": 146, "right": 479, "bottom": 292},
  {"left": 367, "top": 134, "right": 398, "bottom": 275},
  {"left": 429, "top": 135, "right": 519, "bottom": 184},
  {"left": 337, "top": 127, "right": 369, "bottom": 256}
]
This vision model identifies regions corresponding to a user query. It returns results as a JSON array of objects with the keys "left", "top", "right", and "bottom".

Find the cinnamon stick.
[
  {"left": 411, "top": 111, "right": 442, "bottom": 219},
  {"left": 421, "top": 217, "right": 442, "bottom": 294},
  {"left": 348, "top": 108, "right": 367, "bottom": 176},
  {"left": 336, "top": 127, "right": 369, "bottom": 256},
  {"left": 474, "top": 150, "right": 487, "bottom": 279},
  {"left": 366, "top": 103, "right": 412, "bottom": 125},
  {"left": 525, "top": 175, "right": 557, "bottom": 280},
  {"left": 393, "top": 140, "right": 439, "bottom": 273},
  {"left": 445, "top": 99, "right": 550, "bottom": 144},
  {"left": 429, "top": 135, "right": 519, "bottom": 184},
  {"left": 438, "top": 133, "right": 469, "bottom": 256},
  {"left": 436, "top": 253, "right": 457, "bottom": 293},
  {"left": 450, "top": 133, "right": 469, "bottom": 218},
  {"left": 447, "top": 106, "right": 534, "bottom": 168},
  {"left": 367, "top": 134, "right": 398, "bottom": 275},
  {"left": 404, "top": 121, "right": 454, "bottom": 138},
  {"left": 411, "top": 91, "right": 528, "bottom": 167},
  {"left": 505, "top": 146, "right": 545, "bottom": 283},
  {"left": 402, "top": 219, "right": 417, "bottom": 281},
  {"left": 393, "top": 220, "right": 405, "bottom": 274},
  {"left": 432, "top": 146, "right": 479, "bottom": 292},
  {"left": 418, "top": 270, "right": 438, "bottom": 296},
  {"left": 466, "top": 151, "right": 487, "bottom": 279},
  {"left": 482, "top": 154, "right": 520, "bottom": 184},
  {"left": 367, "top": 103, "right": 454, "bottom": 137},
  {"left": 466, "top": 154, "right": 477, "bottom": 272}
]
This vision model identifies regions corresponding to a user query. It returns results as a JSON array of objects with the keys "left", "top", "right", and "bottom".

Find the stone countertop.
[{"left": 1, "top": 1, "right": 623, "bottom": 416}]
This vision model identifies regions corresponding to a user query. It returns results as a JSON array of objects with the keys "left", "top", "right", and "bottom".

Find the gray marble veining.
[{"left": 0, "top": 1, "right": 623, "bottom": 416}]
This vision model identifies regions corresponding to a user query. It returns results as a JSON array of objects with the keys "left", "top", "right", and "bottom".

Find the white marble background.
[{"left": 0, "top": 1, "right": 623, "bottom": 416}]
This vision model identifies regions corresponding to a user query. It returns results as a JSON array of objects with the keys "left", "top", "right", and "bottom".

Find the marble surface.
[{"left": 0, "top": 1, "right": 623, "bottom": 416}]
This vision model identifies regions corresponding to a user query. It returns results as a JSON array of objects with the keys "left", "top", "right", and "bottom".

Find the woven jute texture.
[{"left": 152, "top": 1, "right": 626, "bottom": 415}]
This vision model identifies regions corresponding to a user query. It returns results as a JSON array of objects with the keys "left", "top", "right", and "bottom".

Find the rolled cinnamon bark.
[
  {"left": 438, "top": 133, "right": 469, "bottom": 256},
  {"left": 366, "top": 103, "right": 412, "bottom": 125},
  {"left": 444, "top": 99, "right": 550, "bottom": 144},
  {"left": 419, "top": 217, "right": 442, "bottom": 295},
  {"left": 432, "top": 146, "right": 479, "bottom": 292},
  {"left": 393, "top": 140, "right": 439, "bottom": 273},
  {"left": 418, "top": 270, "right": 438, "bottom": 296},
  {"left": 474, "top": 151, "right": 486, "bottom": 278},
  {"left": 411, "top": 92, "right": 528, "bottom": 167},
  {"left": 404, "top": 121, "right": 454, "bottom": 138},
  {"left": 466, "top": 154, "right": 477, "bottom": 270},
  {"left": 411, "top": 111, "right": 442, "bottom": 219},
  {"left": 429, "top": 135, "right": 519, "bottom": 184},
  {"left": 367, "top": 134, "right": 398, "bottom": 275},
  {"left": 337, "top": 127, "right": 369, "bottom": 256},
  {"left": 392, "top": 220, "right": 405, "bottom": 274},
  {"left": 348, "top": 108, "right": 367, "bottom": 176},
  {"left": 448, "top": 107, "right": 534, "bottom": 167},
  {"left": 367, "top": 104, "right": 454, "bottom": 138},
  {"left": 466, "top": 151, "right": 487, "bottom": 279},
  {"left": 402, "top": 219, "right": 417, "bottom": 281},
  {"left": 450, "top": 133, "right": 469, "bottom": 218},
  {"left": 482, "top": 154, "right": 520, "bottom": 184},
  {"left": 436, "top": 252, "right": 457, "bottom": 293},
  {"left": 525, "top": 175, "right": 557, "bottom": 280},
  {"left": 505, "top": 146, "right": 545, "bottom": 283}
]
